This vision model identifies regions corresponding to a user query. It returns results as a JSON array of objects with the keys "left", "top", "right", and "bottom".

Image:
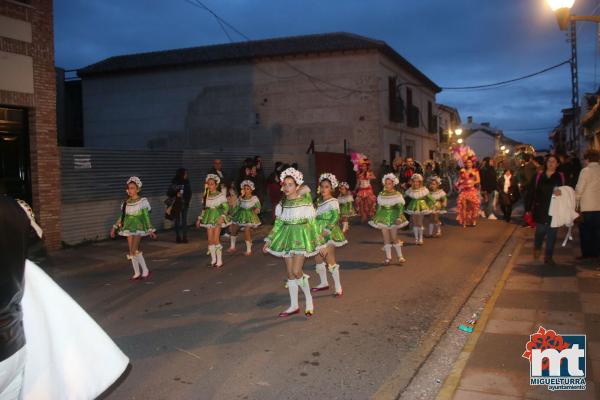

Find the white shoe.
[
  {"left": 479, "top": 211, "right": 486, "bottom": 218},
  {"left": 488, "top": 214, "right": 498, "bottom": 220}
]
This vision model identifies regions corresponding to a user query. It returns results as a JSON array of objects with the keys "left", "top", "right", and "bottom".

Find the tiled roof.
[{"left": 78, "top": 32, "right": 440, "bottom": 92}]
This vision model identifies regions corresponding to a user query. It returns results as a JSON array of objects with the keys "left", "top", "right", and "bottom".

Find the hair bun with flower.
[
  {"left": 280, "top": 167, "right": 304, "bottom": 186},
  {"left": 339, "top": 181, "right": 350, "bottom": 190},
  {"left": 240, "top": 180, "right": 255, "bottom": 191},
  {"left": 381, "top": 173, "right": 399, "bottom": 186},
  {"left": 318, "top": 172, "right": 338, "bottom": 189},
  {"left": 127, "top": 176, "right": 142, "bottom": 188},
  {"left": 205, "top": 173, "right": 221, "bottom": 185}
]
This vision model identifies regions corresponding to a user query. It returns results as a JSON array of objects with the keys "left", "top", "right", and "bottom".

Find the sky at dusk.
[{"left": 54, "top": 0, "right": 600, "bottom": 149}]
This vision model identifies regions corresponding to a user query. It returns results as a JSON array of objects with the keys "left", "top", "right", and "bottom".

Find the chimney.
[{"left": 467, "top": 116, "right": 473, "bottom": 124}]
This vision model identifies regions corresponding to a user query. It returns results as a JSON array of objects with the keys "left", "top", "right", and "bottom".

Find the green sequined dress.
[
  {"left": 338, "top": 194, "right": 357, "bottom": 218},
  {"left": 315, "top": 197, "right": 347, "bottom": 247},
  {"left": 198, "top": 191, "right": 231, "bottom": 228},
  {"left": 116, "top": 197, "right": 155, "bottom": 237},
  {"left": 369, "top": 190, "right": 409, "bottom": 229},
  {"left": 264, "top": 192, "right": 326, "bottom": 257},
  {"left": 232, "top": 195, "right": 261, "bottom": 227},
  {"left": 405, "top": 187, "right": 433, "bottom": 215},
  {"left": 429, "top": 189, "right": 448, "bottom": 214}
]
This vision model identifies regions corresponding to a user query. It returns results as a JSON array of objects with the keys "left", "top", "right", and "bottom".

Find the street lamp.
[
  {"left": 455, "top": 128, "right": 463, "bottom": 136},
  {"left": 457, "top": 138, "right": 463, "bottom": 144},
  {"left": 504, "top": 149, "right": 510, "bottom": 155},
  {"left": 546, "top": 0, "right": 600, "bottom": 155},
  {"left": 500, "top": 145, "right": 506, "bottom": 151}
]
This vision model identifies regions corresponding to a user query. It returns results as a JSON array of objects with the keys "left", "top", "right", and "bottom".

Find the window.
[
  {"left": 427, "top": 101, "right": 437, "bottom": 134},
  {"left": 388, "top": 77, "right": 404, "bottom": 123},
  {"left": 405, "top": 140, "right": 415, "bottom": 159},
  {"left": 406, "top": 87, "right": 419, "bottom": 128}
]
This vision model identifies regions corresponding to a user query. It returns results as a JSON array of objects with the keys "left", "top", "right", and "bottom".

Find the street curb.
[
  {"left": 435, "top": 234, "right": 525, "bottom": 400},
  {"left": 371, "top": 223, "right": 517, "bottom": 400}
]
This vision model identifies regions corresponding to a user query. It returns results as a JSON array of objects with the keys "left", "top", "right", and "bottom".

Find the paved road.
[{"left": 53, "top": 217, "right": 516, "bottom": 400}]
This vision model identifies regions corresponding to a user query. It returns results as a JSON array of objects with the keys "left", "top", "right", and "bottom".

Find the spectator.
[
  {"left": 518, "top": 154, "right": 538, "bottom": 196},
  {"left": 399, "top": 157, "right": 423, "bottom": 188},
  {"left": 167, "top": 168, "right": 192, "bottom": 243},
  {"left": 392, "top": 154, "right": 404, "bottom": 174},
  {"left": 497, "top": 168, "right": 520, "bottom": 222},
  {"left": 253, "top": 156, "right": 266, "bottom": 205},
  {"left": 480, "top": 157, "right": 498, "bottom": 219},
  {"left": 208, "top": 159, "right": 227, "bottom": 190},
  {"left": 575, "top": 149, "right": 600, "bottom": 260},
  {"left": 526, "top": 155, "right": 565, "bottom": 265},
  {"left": 557, "top": 152, "right": 579, "bottom": 188}
]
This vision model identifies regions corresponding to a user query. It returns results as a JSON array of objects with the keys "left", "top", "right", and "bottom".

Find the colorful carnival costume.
[
  {"left": 265, "top": 167, "right": 324, "bottom": 317},
  {"left": 428, "top": 179, "right": 448, "bottom": 238},
  {"left": 313, "top": 173, "right": 346, "bottom": 296},
  {"left": 338, "top": 181, "right": 356, "bottom": 233},
  {"left": 351, "top": 153, "right": 377, "bottom": 222},
  {"left": 369, "top": 173, "right": 408, "bottom": 264},
  {"left": 456, "top": 168, "right": 481, "bottom": 227},
  {"left": 198, "top": 174, "right": 231, "bottom": 267},
  {"left": 113, "top": 176, "right": 154, "bottom": 279},
  {"left": 229, "top": 180, "right": 261, "bottom": 254},
  {"left": 405, "top": 176, "right": 433, "bottom": 245}
]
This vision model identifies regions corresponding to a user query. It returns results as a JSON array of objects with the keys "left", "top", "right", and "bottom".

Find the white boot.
[
  {"left": 314, "top": 262, "right": 329, "bottom": 290},
  {"left": 342, "top": 221, "right": 349, "bottom": 233},
  {"left": 413, "top": 227, "right": 420, "bottom": 244},
  {"left": 328, "top": 264, "right": 343, "bottom": 296},
  {"left": 297, "top": 274, "right": 314, "bottom": 316},
  {"left": 419, "top": 227, "right": 425, "bottom": 245},
  {"left": 279, "top": 279, "right": 299, "bottom": 316},
  {"left": 228, "top": 235, "right": 237, "bottom": 252},
  {"left": 383, "top": 244, "right": 392, "bottom": 265},
  {"left": 128, "top": 254, "right": 141, "bottom": 279},
  {"left": 215, "top": 244, "right": 223, "bottom": 267},
  {"left": 135, "top": 251, "right": 150, "bottom": 278},
  {"left": 435, "top": 223, "right": 442, "bottom": 237},
  {"left": 428, "top": 223, "right": 434, "bottom": 237},
  {"left": 393, "top": 243, "right": 406, "bottom": 263},
  {"left": 208, "top": 245, "right": 216, "bottom": 267},
  {"left": 245, "top": 240, "right": 252, "bottom": 255}
]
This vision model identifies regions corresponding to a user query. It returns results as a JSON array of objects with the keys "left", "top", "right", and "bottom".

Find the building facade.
[
  {"left": 437, "top": 104, "right": 461, "bottom": 159},
  {"left": 460, "top": 117, "right": 520, "bottom": 159},
  {"left": 0, "top": 0, "right": 61, "bottom": 250},
  {"left": 78, "top": 33, "right": 441, "bottom": 169}
]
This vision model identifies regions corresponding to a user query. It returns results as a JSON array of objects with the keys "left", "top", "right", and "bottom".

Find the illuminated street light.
[
  {"left": 455, "top": 128, "right": 463, "bottom": 136},
  {"left": 457, "top": 138, "right": 463, "bottom": 144},
  {"left": 500, "top": 145, "right": 506, "bottom": 151},
  {"left": 546, "top": 0, "right": 576, "bottom": 30},
  {"left": 504, "top": 149, "right": 510, "bottom": 154}
]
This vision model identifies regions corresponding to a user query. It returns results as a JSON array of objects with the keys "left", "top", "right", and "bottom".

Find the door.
[
  {"left": 0, "top": 107, "right": 31, "bottom": 202},
  {"left": 314, "top": 152, "right": 354, "bottom": 188}
]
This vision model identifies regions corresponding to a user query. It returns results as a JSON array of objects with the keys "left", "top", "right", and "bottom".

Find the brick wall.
[{"left": 1, "top": 0, "right": 61, "bottom": 250}]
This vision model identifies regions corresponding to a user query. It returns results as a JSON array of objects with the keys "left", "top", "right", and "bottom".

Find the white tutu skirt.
[{"left": 21, "top": 260, "right": 129, "bottom": 400}]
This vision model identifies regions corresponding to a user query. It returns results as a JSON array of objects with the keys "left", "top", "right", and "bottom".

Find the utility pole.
[{"left": 570, "top": 19, "right": 580, "bottom": 154}]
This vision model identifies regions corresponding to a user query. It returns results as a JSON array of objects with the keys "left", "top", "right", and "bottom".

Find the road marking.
[
  {"left": 175, "top": 347, "right": 203, "bottom": 361},
  {"left": 435, "top": 235, "right": 525, "bottom": 400}
]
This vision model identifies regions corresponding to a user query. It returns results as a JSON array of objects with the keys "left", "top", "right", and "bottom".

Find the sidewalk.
[{"left": 438, "top": 226, "right": 600, "bottom": 400}]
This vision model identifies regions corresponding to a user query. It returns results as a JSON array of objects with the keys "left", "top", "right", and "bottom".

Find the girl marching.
[
  {"left": 196, "top": 174, "right": 231, "bottom": 268},
  {"left": 426, "top": 175, "right": 448, "bottom": 238},
  {"left": 369, "top": 173, "right": 409, "bottom": 265},
  {"left": 337, "top": 181, "right": 356, "bottom": 233},
  {"left": 228, "top": 180, "right": 261, "bottom": 255},
  {"left": 263, "top": 167, "right": 326, "bottom": 317},
  {"left": 456, "top": 156, "right": 481, "bottom": 227},
  {"left": 405, "top": 173, "right": 433, "bottom": 245},
  {"left": 110, "top": 176, "right": 156, "bottom": 280},
  {"left": 352, "top": 153, "right": 377, "bottom": 224},
  {"left": 312, "top": 173, "right": 347, "bottom": 297}
]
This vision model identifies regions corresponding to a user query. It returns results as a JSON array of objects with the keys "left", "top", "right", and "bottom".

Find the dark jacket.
[
  {"left": 497, "top": 174, "right": 520, "bottom": 205},
  {"left": 480, "top": 166, "right": 498, "bottom": 193},
  {"left": 526, "top": 171, "right": 564, "bottom": 224},
  {"left": 167, "top": 177, "right": 192, "bottom": 208},
  {"left": 0, "top": 197, "right": 29, "bottom": 361}
]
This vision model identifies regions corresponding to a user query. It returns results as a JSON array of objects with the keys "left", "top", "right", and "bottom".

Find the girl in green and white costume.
[
  {"left": 337, "top": 181, "right": 356, "bottom": 233},
  {"left": 196, "top": 174, "right": 231, "bottom": 268},
  {"left": 312, "top": 173, "right": 347, "bottom": 297},
  {"left": 369, "top": 173, "right": 408, "bottom": 265},
  {"left": 263, "top": 167, "right": 326, "bottom": 318},
  {"left": 228, "top": 180, "right": 261, "bottom": 255},
  {"left": 426, "top": 175, "right": 447, "bottom": 238},
  {"left": 110, "top": 176, "right": 157, "bottom": 281},
  {"left": 405, "top": 173, "right": 433, "bottom": 245}
]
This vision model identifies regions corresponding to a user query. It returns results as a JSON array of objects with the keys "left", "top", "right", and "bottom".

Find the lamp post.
[{"left": 546, "top": 0, "right": 600, "bottom": 155}]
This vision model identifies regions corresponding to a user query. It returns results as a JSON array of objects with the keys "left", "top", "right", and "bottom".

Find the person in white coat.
[{"left": 575, "top": 149, "right": 600, "bottom": 260}]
